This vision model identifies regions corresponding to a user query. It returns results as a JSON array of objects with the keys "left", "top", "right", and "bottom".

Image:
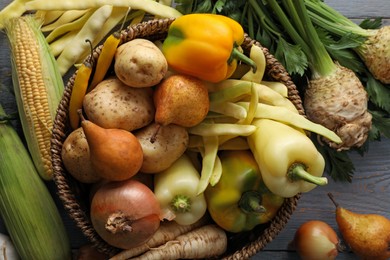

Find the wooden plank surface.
[
  {"left": 326, "top": 0, "right": 390, "bottom": 18},
  {"left": 0, "top": 0, "right": 389, "bottom": 259}
]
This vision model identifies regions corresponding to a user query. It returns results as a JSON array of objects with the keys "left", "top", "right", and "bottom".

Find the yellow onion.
[{"left": 290, "top": 220, "right": 343, "bottom": 260}]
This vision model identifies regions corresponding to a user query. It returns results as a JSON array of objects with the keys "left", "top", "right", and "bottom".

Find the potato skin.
[
  {"left": 114, "top": 38, "right": 168, "bottom": 88},
  {"left": 83, "top": 77, "right": 155, "bottom": 131},
  {"left": 135, "top": 123, "right": 189, "bottom": 173},
  {"left": 61, "top": 127, "right": 101, "bottom": 183}
]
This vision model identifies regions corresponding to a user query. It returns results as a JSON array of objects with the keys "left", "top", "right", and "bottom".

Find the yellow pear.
[
  {"left": 153, "top": 74, "right": 209, "bottom": 127},
  {"left": 79, "top": 110, "right": 143, "bottom": 181},
  {"left": 328, "top": 192, "right": 390, "bottom": 260}
]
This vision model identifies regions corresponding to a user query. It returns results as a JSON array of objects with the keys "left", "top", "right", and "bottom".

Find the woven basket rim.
[{"left": 51, "top": 17, "right": 303, "bottom": 258}]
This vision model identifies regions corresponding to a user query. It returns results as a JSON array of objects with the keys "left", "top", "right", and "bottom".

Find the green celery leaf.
[
  {"left": 359, "top": 18, "right": 382, "bottom": 30},
  {"left": 213, "top": 0, "right": 227, "bottom": 13},
  {"left": 315, "top": 28, "right": 365, "bottom": 73},
  {"left": 365, "top": 74, "right": 390, "bottom": 113},
  {"left": 324, "top": 33, "right": 366, "bottom": 50},
  {"left": 313, "top": 136, "right": 355, "bottom": 182},
  {"left": 369, "top": 109, "right": 390, "bottom": 139},
  {"left": 256, "top": 28, "right": 273, "bottom": 51},
  {"left": 328, "top": 48, "right": 365, "bottom": 74},
  {"left": 274, "top": 37, "right": 308, "bottom": 76},
  {"left": 193, "top": 0, "right": 214, "bottom": 13},
  {"left": 174, "top": 0, "right": 195, "bottom": 14}
]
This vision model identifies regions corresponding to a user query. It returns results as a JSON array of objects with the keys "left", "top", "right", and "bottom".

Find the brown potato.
[
  {"left": 134, "top": 123, "right": 189, "bottom": 173},
  {"left": 83, "top": 77, "right": 155, "bottom": 131},
  {"left": 61, "top": 127, "right": 100, "bottom": 183},
  {"left": 114, "top": 39, "right": 168, "bottom": 88}
]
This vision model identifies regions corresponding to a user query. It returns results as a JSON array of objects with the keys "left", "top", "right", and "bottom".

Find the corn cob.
[
  {"left": 0, "top": 104, "right": 71, "bottom": 260},
  {"left": 4, "top": 15, "right": 64, "bottom": 180}
]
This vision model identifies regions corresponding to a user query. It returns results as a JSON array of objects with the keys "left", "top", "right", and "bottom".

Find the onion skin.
[
  {"left": 291, "top": 220, "right": 340, "bottom": 260},
  {"left": 90, "top": 179, "right": 161, "bottom": 249}
]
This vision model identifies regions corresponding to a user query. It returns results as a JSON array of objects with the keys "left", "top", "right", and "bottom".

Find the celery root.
[
  {"left": 266, "top": 0, "right": 372, "bottom": 151},
  {"left": 305, "top": 0, "right": 390, "bottom": 84},
  {"left": 355, "top": 26, "right": 390, "bottom": 84},
  {"left": 304, "top": 63, "right": 372, "bottom": 150}
]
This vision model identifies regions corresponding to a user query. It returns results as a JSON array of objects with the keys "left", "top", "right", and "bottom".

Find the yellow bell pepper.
[
  {"left": 205, "top": 150, "right": 285, "bottom": 233},
  {"left": 248, "top": 119, "right": 328, "bottom": 198},
  {"left": 162, "top": 13, "right": 257, "bottom": 83}
]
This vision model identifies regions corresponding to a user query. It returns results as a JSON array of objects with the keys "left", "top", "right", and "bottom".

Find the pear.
[
  {"left": 328, "top": 192, "right": 390, "bottom": 260},
  {"left": 153, "top": 74, "right": 209, "bottom": 128},
  {"left": 79, "top": 110, "right": 143, "bottom": 181}
]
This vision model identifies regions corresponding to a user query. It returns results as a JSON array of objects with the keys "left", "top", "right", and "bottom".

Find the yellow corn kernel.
[{"left": 5, "top": 15, "right": 64, "bottom": 180}]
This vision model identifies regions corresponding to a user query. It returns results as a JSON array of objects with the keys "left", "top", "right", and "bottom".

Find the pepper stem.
[
  {"left": 239, "top": 190, "right": 267, "bottom": 214},
  {"left": 288, "top": 163, "right": 328, "bottom": 186},
  {"left": 170, "top": 195, "right": 191, "bottom": 213},
  {"left": 229, "top": 48, "right": 258, "bottom": 73}
]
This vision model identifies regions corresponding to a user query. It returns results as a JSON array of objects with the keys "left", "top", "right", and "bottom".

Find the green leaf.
[
  {"left": 193, "top": 0, "right": 214, "bottom": 13},
  {"left": 213, "top": 0, "right": 227, "bottom": 13},
  {"left": 359, "top": 18, "right": 382, "bottom": 30},
  {"left": 174, "top": 0, "right": 195, "bottom": 14},
  {"left": 325, "top": 33, "right": 366, "bottom": 50},
  {"left": 327, "top": 48, "right": 365, "bottom": 74},
  {"left": 313, "top": 136, "right": 355, "bottom": 182},
  {"left": 365, "top": 74, "right": 390, "bottom": 113},
  {"left": 369, "top": 109, "right": 390, "bottom": 139},
  {"left": 274, "top": 37, "right": 308, "bottom": 76}
]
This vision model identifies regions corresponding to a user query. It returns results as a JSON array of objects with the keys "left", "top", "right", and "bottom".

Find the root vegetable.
[
  {"left": 83, "top": 77, "right": 155, "bottom": 131},
  {"left": 130, "top": 225, "right": 227, "bottom": 260},
  {"left": 91, "top": 179, "right": 161, "bottom": 249},
  {"left": 265, "top": 0, "right": 372, "bottom": 151},
  {"left": 289, "top": 220, "right": 342, "bottom": 260},
  {"left": 134, "top": 122, "right": 189, "bottom": 173},
  {"left": 114, "top": 38, "right": 168, "bottom": 88},
  {"left": 305, "top": 0, "right": 390, "bottom": 84},
  {"left": 61, "top": 127, "right": 101, "bottom": 183},
  {"left": 304, "top": 64, "right": 372, "bottom": 150},
  {"left": 110, "top": 217, "right": 209, "bottom": 259}
]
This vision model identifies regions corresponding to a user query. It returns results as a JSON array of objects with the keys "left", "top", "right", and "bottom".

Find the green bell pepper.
[{"left": 205, "top": 150, "right": 285, "bottom": 233}]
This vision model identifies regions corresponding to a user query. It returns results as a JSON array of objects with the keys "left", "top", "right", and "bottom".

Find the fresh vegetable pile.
[
  {"left": 0, "top": 0, "right": 388, "bottom": 259},
  {"left": 55, "top": 13, "right": 341, "bottom": 258}
]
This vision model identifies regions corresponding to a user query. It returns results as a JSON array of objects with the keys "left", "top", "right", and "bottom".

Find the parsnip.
[
  {"left": 130, "top": 225, "right": 227, "bottom": 260},
  {"left": 110, "top": 217, "right": 209, "bottom": 260}
]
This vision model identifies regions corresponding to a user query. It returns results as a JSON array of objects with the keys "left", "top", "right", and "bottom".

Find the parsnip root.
[
  {"left": 110, "top": 216, "right": 209, "bottom": 260},
  {"left": 130, "top": 224, "right": 227, "bottom": 260}
]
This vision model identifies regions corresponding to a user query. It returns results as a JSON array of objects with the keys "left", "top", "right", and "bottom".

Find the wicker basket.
[{"left": 51, "top": 18, "right": 303, "bottom": 259}]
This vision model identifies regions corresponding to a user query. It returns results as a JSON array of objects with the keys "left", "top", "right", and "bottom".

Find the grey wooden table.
[{"left": 0, "top": 1, "right": 389, "bottom": 259}]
